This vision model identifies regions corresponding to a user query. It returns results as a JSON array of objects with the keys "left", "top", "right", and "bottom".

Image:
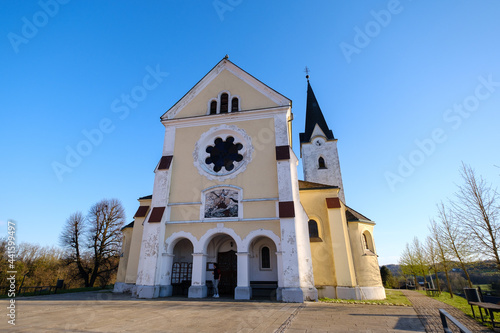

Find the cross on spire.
[{"left": 304, "top": 66, "right": 310, "bottom": 81}]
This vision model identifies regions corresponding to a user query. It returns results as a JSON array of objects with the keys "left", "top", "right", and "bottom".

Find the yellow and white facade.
[{"left": 114, "top": 58, "right": 385, "bottom": 302}]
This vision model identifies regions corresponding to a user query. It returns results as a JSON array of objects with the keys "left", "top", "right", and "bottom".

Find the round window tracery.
[
  {"left": 205, "top": 136, "right": 243, "bottom": 172},
  {"left": 193, "top": 124, "right": 253, "bottom": 181}
]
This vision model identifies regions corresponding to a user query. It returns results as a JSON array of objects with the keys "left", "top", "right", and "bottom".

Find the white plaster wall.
[
  {"left": 136, "top": 223, "right": 161, "bottom": 286},
  {"left": 359, "top": 286, "right": 386, "bottom": 300},
  {"left": 279, "top": 219, "right": 301, "bottom": 288},
  {"left": 136, "top": 126, "right": 175, "bottom": 288},
  {"left": 289, "top": 153, "right": 316, "bottom": 293}
]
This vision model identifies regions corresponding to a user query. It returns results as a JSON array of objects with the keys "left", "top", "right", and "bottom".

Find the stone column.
[
  {"left": 159, "top": 253, "right": 174, "bottom": 297},
  {"left": 234, "top": 252, "right": 251, "bottom": 300},
  {"left": 275, "top": 251, "right": 284, "bottom": 301},
  {"left": 274, "top": 111, "right": 305, "bottom": 303},
  {"left": 188, "top": 253, "right": 207, "bottom": 298}
]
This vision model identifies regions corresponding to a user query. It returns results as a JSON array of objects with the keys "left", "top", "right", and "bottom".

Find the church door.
[{"left": 217, "top": 250, "right": 237, "bottom": 296}]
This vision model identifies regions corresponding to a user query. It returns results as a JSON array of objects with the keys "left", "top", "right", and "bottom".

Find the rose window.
[{"left": 205, "top": 136, "right": 243, "bottom": 172}]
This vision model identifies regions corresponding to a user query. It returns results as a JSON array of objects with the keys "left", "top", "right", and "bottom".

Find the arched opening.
[
  {"left": 210, "top": 100, "right": 217, "bottom": 114},
  {"left": 308, "top": 219, "right": 321, "bottom": 241},
  {"left": 171, "top": 238, "right": 194, "bottom": 296},
  {"left": 220, "top": 93, "right": 229, "bottom": 113},
  {"left": 231, "top": 97, "right": 239, "bottom": 112},
  {"left": 362, "top": 233, "right": 368, "bottom": 250},
  {"left": 261, "top": 246, "right": 270, "bottom": 269},
  {"left": 206, "top": 234, "right": 237, "bottom": 297},
  {"left": 318, "top": 157, "right": 327, "bottom": 169},
  {"left": 249, "top": 236, "right": 278, "bottom": 299},
  {"left": 362, "top": 231, "right": 375, "bottom": 253}
]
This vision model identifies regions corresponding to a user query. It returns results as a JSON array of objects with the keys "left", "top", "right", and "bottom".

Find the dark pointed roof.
[
  {"left": 121, "top": 221, "right": 135, "bottom": 230},
  {"left": 299, "top": 81, "right": 335, "bottom": 143},
  {"left": 345, "top": 206, "right": 373, "bottom": 223}
]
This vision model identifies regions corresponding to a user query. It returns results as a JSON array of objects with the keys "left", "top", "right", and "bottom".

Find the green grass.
[
  {"left": 320, "top": 289, "right": 412, "bottom": 306},
  {"left": 417, "top": 290, "right": 499, "bottom": 329},
  {"left": 475, "top": 284, "right": 492, "bottom": 292},
  {"left": 0, "top": 285, "right": 113, "bottom": 298}
]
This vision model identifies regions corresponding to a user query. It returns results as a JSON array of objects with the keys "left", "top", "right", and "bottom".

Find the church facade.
[{"left": 113, "top": 57, "right": 385, "bottom": 302}]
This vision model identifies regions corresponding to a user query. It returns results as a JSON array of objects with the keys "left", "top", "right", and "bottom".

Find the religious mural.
[{"left": 204, "top": 188, "right": 238, "bottom": 218}]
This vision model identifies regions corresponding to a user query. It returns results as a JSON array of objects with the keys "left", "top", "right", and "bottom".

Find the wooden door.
[{"left": 217, "top": 250, "right": 237, "bottom": 296}]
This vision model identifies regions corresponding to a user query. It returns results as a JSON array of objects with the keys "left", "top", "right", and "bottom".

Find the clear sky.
[{"left": 1, "top": 1, "right": 499, "bottom": 266}]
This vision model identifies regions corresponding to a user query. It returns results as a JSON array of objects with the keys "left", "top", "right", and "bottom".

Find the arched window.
[
  {"left": 210, "top": 100, "right": 217, "bottom": 114},
  {"left": 308, "top": 220, "right": 319, "bottom": 238},
  {"left": 261, "top": 246, "right": 270, "bottom": 269},
  {"left": 231, "top": 97, "right": 239, "bottom": 112},
  {"left": 318, "top": 157, "right": 326, "bottom": 169},
  {"left": 220, "top": 93, "right": 228, "bottom": 113},
  {"left": 362, "top": 233, "right": 369, "bottom": 250},
  {"left": 362, "top": 231, "right": 375, "bottom": 253}
]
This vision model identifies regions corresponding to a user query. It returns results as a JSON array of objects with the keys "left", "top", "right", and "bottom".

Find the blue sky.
[{"left": 1, "top": 1, "right": 499, "bottom": 266}]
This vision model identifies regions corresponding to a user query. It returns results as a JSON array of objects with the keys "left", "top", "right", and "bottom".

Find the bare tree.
[
  {"left": 60, "top": 199, "right": 125, "bottom": 287},
  {"left": 59, "top": 212, "right": 91, "bottom": 286},
  {"left": 437, "top": 201, "right": 474, "bottom": 287},
  {"left": 451, "top": 163, "right": 500, "bottom": 271},
  {"left": 429, "top": 219, "right": 453, "bottom": 297},
  {"left": 399, "top": 242, "right": 419, "bottom": 288},
  {"left": 425, "top": 236, "right": 441, "bottom": 292},
  {"left": 412, "top": 237, "right": 429, "bottom": 287},
  {"left": 87, "top": 199, "right": 125, "bottom": 287}
]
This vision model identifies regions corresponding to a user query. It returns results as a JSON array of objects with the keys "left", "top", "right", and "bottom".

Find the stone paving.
[
  {"left": 286, "top": 302, "right": 425, "bottom": 332},
  {"left": 1, "top": 290, "right": 426, "bottom": 332},
  {"left": 401, "top": 290, "right": 493, "bottom": 333}
]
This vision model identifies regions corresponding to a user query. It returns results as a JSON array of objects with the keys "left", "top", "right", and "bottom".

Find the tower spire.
[
  {"left": 299, "top": 76, "right": 345, "bottom": 203},
  {"left": 299, "top": 80, "right": 334, "bottom": 144}
]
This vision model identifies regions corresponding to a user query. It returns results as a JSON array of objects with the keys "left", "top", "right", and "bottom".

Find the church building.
[{"left": 114, "top": 57, "right": 385, "bottom": 302}]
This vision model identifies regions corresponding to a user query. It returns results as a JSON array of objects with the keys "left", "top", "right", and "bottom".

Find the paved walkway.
[
  {"left": 401, "top": 290, "right": 493, "bottom": 333},
  {"left": 286, "top": 302, "right": 425, "bottom": 332},
  {"left": 0, "top": 291, "right": 427, "bottom": 332}
]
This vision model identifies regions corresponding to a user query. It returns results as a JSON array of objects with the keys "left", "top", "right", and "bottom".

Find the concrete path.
[
  {"left": 1, "top": 291, "right": 425, "bottom": 332},
  {"left": 401, "top": 290, "right": 493, "bottom": 333}
]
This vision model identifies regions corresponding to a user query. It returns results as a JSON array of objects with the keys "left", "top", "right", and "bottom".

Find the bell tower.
[{"left": 299, "top": 76, "right": 345, "bottom": 203}]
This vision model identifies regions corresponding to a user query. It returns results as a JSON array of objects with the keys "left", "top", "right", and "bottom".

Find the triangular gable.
[
  {"left": 161, "top": 57, "right": 291, "bottom": 120},
  {"left": 310, "top": 124, "right": 328, "bottom": 140}
]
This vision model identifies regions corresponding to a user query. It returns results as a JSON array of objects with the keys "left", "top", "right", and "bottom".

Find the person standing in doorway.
[{"left": 213, "top": 263, "right": 221, "bottom": 298}]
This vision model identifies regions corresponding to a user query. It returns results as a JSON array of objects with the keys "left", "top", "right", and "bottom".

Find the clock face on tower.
[{"left": 315, "top": 139, "right": 322, "bottom": 146}]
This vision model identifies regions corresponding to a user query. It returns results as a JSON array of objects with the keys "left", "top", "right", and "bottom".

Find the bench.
[
  {"left": 468, "top": 302, "right": 500, "bottom": 328},
  {"left": 19, "top": 279, "right": 64, "bottom": 296},
  {"left": 250, "top": 281, "right": 278, "bottom": 299},
  {"left": 439, "top": 309, "right": 472, "bottom": 333},
  {"left": 464, "top": 287, "right": 500, "bottom": 328},
  {"left": 425, "top": 288, "right": 440, "bottom": 297}
]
